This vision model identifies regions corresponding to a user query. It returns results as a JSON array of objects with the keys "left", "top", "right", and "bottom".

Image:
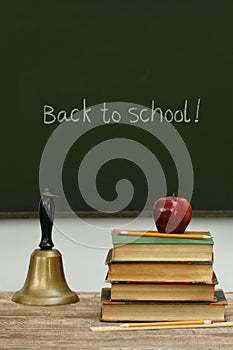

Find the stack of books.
[{"left": 101, "top": 230, "right": 227, "bottom": 322}]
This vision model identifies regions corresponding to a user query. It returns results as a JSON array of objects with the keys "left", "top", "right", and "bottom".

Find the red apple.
[{"left": 153, "top": 195, "right": 192, "bottom": 233}]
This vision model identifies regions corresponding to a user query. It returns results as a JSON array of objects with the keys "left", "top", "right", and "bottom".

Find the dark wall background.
[{"left": 1, "top": 0, "right": 233, "bottom": 213}]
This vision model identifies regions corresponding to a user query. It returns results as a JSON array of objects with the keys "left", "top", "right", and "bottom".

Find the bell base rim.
[{"left": 12, "top": 292, "right": 79, "bottom": 306}]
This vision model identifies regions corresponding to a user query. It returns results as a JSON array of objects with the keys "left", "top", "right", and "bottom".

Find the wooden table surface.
[{"left": 0, "top": 292, "right": 233, "bottom": 350}]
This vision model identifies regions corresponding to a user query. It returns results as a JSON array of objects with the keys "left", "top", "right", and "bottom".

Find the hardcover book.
[
  {"left": 110, "top": 273, "right": 218, "bottom": 301},
  {"left": 101, "top": 288, "right": 227, "bottom": 322},
  {"left": 106, "top": 249, "right": 213, "bottom": 283},
  {"left": 111, "top": 231, "right": 214, "bottom": 262}
]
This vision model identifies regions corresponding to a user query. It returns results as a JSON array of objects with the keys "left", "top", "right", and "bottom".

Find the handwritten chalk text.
[
  {"left": 43, "top": 99, "right": 201, "bottom": 124},
  {"left": 43, "top": 99, "right": 91, "bottom": 124}
]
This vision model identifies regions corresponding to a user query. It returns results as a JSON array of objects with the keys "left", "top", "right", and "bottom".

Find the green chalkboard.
[{"left": 1, "top": 0, "right": 233, "bottom": 214}]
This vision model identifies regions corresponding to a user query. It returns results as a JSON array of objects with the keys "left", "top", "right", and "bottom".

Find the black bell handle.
[{"left": 39, "top": 194, "right": 55, "bottom": 250}]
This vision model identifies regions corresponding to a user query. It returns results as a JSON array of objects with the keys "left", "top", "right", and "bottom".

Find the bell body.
[{"left": 12, "top": 249, "right": 79, "bottom": 306}]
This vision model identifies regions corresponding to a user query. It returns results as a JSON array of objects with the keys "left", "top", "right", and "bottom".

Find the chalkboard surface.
[{"left": 1, "top": 1, "right": 233, "bottom": 214}]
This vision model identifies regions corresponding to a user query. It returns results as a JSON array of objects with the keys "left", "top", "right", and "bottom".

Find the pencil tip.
[
  {"left": 112, "top": 229, "right": 120, "bottom": 233},
  {"left": 118, "top": 230, "right": 128, "bottom": 235}
]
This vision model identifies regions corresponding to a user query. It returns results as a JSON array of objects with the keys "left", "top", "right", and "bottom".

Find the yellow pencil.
[
  {"left": 120, "top": 320, "right": 214, "bottom": 328},
  {"left": 90, "top": 321, "right": 232, "bottom": 332},
  {"left": 113, "top": 229, "right": 211, "bottom": 240}
]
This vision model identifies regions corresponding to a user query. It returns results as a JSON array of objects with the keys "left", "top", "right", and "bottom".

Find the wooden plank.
[
  {"left": 1, "top": 210, "right": 233, "bottom": 219},
  {"left": 0, "top": 292, "right": 232, "bottom": 349}
]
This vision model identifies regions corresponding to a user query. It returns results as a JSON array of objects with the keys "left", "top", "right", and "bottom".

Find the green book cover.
[
  {"left": 105, "top": 249, "right": 213, "bottom": 264},
  {"left": 112, "top": 231, "right": 214, "bottom": 245}
]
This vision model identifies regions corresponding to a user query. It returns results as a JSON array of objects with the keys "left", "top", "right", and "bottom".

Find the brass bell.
[{"left": 12, "top": 191, "right": 79, "bottom": 306}]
